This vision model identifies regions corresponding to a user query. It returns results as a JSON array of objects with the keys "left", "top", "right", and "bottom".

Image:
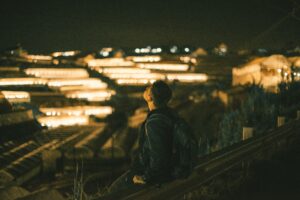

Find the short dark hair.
[{"left": 150, "top": 80, "right": 172, "bottom": 107}]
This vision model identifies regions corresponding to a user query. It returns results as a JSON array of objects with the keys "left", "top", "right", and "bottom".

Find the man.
[{"left": 108, "top": 80, "right": 176, "bottom": 193}]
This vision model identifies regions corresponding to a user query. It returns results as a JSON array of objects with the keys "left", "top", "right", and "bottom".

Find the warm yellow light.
[
  {"left": 116, "top": 79, "right": 156, "bottom": 85},
  {"left": 24, "top": 68, "right": 89, "bottom": 78},
  {"left": 0, "top": 78, "right": 48, "bottom": 86},
  {"left": 179, "top": 56, "right": 197, "bottom": 64},
  {"left": 58, "top": 85, "right": 102, "bottom": 92},
  {"left": 52, "top": 51, "right": 79, "bottom": 57},
  {"left": 166, "top": 73, "right": 208, "bottom": 82},
  {"left": 107, "top": 73, "right": 165, "bottom": 80},
  {"left": 88, "top": 58, "right": 135, "bottom": 67},
  {"left": 137, "top": 63, "right": 189, "bottom": 71},
  {"left": 64, "top": 90, "right": 115, "bottom": 101},
  {"left": 232, "top": 65, "right": 261, "bottom": 76},
  {"left": 40, "top": 106, "right": 113, "bottom": 117},
  {"left": 47, "top": 78, "right": 107, "bottom": 88},
  {"left": 96, "top": 67, "right": 151, "bottom": 74},
  {"left": 232, "top": 55, "right": 292, "bottom": 91},
  {"left": 1, "top": 91, "right": 31, "bottom": 103},
  {"left": 127, "top": 56, "right": 161, "bottom": 63},
  {"left": 38, "top": 116, "right": 89, "bottom": 128},
  {"left": 25, "top": 54, "right": 52, "bottom": 61}
]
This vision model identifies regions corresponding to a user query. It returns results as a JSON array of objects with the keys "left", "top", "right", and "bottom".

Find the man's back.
[{"left": 133, "top": 106, "right": 176, "bottom": 183}]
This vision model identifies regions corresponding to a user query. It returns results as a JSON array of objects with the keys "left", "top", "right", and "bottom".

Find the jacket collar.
[{"left": 147, "top": 106, "right": 173, "bottom": 118}]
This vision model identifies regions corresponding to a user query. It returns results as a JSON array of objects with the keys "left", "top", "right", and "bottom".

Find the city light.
[
  {"left": 180, "top": 56, "right": 197, "bottom": 64},
  {"left": 170, "top": 46, "right": 178, "bottom": 53},
  {"left": 25, "top": 54, "right": 53, "bottom": 61},
  {"left": 64, "top": 90, "right": 115, "bottom": 101},
  {"left": 126, "top": 55, "right": 161, "bottom": 63},
  {"left": 232, "top": 55, "right": 292, "bottom": 90},
  {"left": 137, "top": 63, "right": 189, "bottom": 71},
  {"left": 116, "top": 79, "right": 156, "bottom": 85},
  {"left": 24, "top": 68, "right": 89, "bottom": 78},
  {"left": 1, "top": 91, "right": 31, "bottom": 103},
  {"left": 47, "top": 78, "right": 107, "bottom": 88},
  {"left": 99, "top": 48, "right": 113, "bottom": 57},
  {"left": 58, "top": 85, "right": 103, "bottom": 92},
  {"left": 87, "top": 58, "right": 134, "bottom": 67},
  {"left": 134, "top": 46, "right": 152, "bottom": 54},
  {"left": 107, "top": 73, "right": 165, "bottom": 80},
  {"left": 96, "top": 67, "right": 151, "bottom": 74},
  {"left": 232, "top": 64, "right": 261, "bottom": 76},
  {"left": 52, "top": 51, "right": 79, "bottom": 57},
  {"left": 0, "top": 78, "right": 48, "bottom": 86},
  {"left": 38, "top": 115, "right": 89, "bottom": 128},
  {"left": 166, "top": 73, "right": 208, "bottom": 82},
  {"left": 151, "top": 48, "right": 162, "bottom": 54},
  {"left": 184, "top": 47, "right": 190, "bottom": 53},
  {"left": 40, "top": 106, "right": 113, "bottom": 117}
]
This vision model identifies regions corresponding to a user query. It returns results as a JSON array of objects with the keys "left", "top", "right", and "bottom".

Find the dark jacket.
[{"left": 132, "top": 106, "right": 177, "bottom": 184}]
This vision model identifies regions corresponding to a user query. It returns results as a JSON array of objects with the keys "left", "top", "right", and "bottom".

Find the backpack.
[{"left": 171, "top": 117, "right": 198, "bottom": 179}]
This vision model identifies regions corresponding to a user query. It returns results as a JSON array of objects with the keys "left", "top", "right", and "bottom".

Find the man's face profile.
[{"left": 143, "top": 85, "right": 152, "bottom": 103}]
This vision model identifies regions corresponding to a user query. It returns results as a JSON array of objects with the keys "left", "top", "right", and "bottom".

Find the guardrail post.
[
  {"left": 242, "top": 127, "right": 253, "bottom": 140},
  {"left": 42, "top": 150, "right": 61, "bottom": 175},
  {"left": 277, "top": 116, "right": 285, "bottom": 127},
  {"left": 297, "top": 110, "right": 300, "bottom": 120}
]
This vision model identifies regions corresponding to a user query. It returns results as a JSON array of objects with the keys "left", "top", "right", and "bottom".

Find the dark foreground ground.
[{"left": 226, "top": 138, "right": 300, "bottom": 200}]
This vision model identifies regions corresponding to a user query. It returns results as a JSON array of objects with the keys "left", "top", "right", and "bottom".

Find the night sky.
[{"left": 0, "top": 0, "right": 299, "bottom": 53}]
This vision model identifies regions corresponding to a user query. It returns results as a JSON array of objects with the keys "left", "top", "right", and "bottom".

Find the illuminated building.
[
  {"left": 137, "top": 63, "right": 189, "bottom": 71},
  {"left": 87, "top": 58, "right": 134, "bottom": 67},
  {"left": 47, "top": 78, "right": 107, "bottom": 88},
  {"left": 25, "top": 54, "right": 53, "bottom": 64},
  {"left": 233, "top": 55, "right": 292, "bottom": 91},
  {"left": 1, "top": 91, "right": 31, "bottom": 103},
  {"left": 64, "top": 90, "right": 115, "bottom": 101},
  {"left": 116, "top": 79, "right": 157, "bottom": 85},
  {"left": 24, "top": 68, "right": 89, "bottom": 78},
  {"left": 52, "top": 51, "right": 80, "bottom": 57},
  {"left": 40, "top": 106, "right": 113, "bottom": 117},
  {"left": 179, "top": 56, "right": 197, "bottom": 64},
  {"left": 0, "top": 78, "right": 48, "bottom": 86},
  {"left": 38, "top": 116, "right": 89, "bottom": 128},
  {"left": 96, "top": 67, "right": 150, "bottom": 74},
  {"left": 58, "top": 85, "right": 103, "bottom": 92},
  {"left": 166, "top": 73, "right": 208, "bottom": 83},
  {"left": 107, "top": 73, "right": 165, "bottom": 80},
  {"left": 126, "top": 56, "right": 161, "bottom": 63}
]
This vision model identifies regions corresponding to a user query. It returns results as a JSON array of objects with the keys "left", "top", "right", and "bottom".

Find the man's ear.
[{"left": 146, "top": 92, "right": 152, "bottom": 102}]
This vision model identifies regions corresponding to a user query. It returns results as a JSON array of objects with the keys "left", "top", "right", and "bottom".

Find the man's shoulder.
[{"left": 147, "top": 109, "right": 175, "bottom": 126}]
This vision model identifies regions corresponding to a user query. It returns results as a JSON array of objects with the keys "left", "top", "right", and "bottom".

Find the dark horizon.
[{"left": 1, "top": 0, "right": 300, "bottom": 53}]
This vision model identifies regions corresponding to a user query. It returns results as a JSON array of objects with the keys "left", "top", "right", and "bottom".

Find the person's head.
[{"left": 143, "top": 80, "right": 172, "bottom": 109}]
